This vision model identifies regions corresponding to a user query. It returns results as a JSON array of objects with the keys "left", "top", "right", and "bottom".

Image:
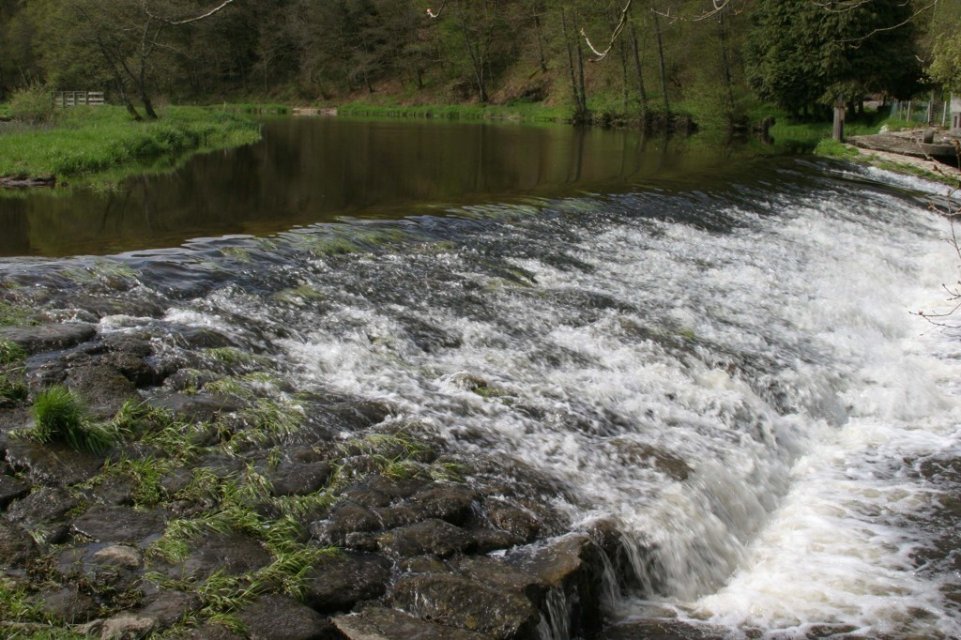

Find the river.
[{"left": 1, "top": 118, "right": 960, "bottom": 638}]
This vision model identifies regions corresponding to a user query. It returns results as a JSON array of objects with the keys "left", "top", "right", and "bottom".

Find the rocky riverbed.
[{"left": 0, "top": 306, "right": 685, "bottom": 640}]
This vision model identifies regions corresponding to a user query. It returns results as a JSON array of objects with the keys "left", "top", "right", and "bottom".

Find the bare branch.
[
  {"left": 426, "top": 0, "right": 448, "bottom": 19},
  {"left": 581, "top": 0, "right": 633, "bottom": 62},
  {"left": 144, "top": 0, "right": 238, "bottom": 26}
]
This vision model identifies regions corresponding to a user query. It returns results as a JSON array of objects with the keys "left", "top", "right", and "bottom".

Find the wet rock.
[
  {"left": 483, "top": 499, "right": 540, "bottom": 542},
  {"left": 344, "top": 532, "right": 381, "bottom": 552},
  {"left": 470, "top": 527, "right": 527, "bottom": 554},
  {"left": 0, "top": 520, "right": 39, "bottom": 567},
  {"left": 104, "top": 351, "right": 160, "bottom": 388},
  {"left": 65, "top": 294, "right": 164, "bottom": 322},
  {"left": 0, "top": 474, "right": 29, "bottom": 508},
  {"left": 65, "top": 364, "right": 139, "bottom": 419},
  {"left": 177, "top": 622, "right": 245, "bottom": 640},
  {"left": 171, "top": 327, "right": 236, "bottom": 350},
  {"left": 6, "top": 486, "right": 79, "bottom": 526},
  {"left": 507, "top": 533, "right": 595, "bottom": 588},
  {"left": 0, "top": 407, "right": 29, "bottom": 435},
  {"left": 334, "top": 607, "right": 493, "bottom": 640},
  {"left": 609, "top": 440, "right": 691, "bottom": 482},
  {"left": 598, "top": 620, "right": 727, "bottom": 639},
  {"left": 93, "top": 544, "right": 143, "bottom": 569},
  {"left": 408, "top": 483, "right": 477, "bottom": 525},
  {"left": 505, "top": 533, "right": 610, "bottom": 636},
  {"left": 298, "top": 394, "right": 393, "bottom": 443},
  {"left": 163, "top": 368, "right": 220, "bottom": 394},
  {"left": 237, "top": 594, "right": 339, "bottom": 640},
  {"left": 302, "top": 551, "right": 392, "bottom": 613},
  {"left": 137, "top": 590, "right": 200, "bottom": 630},
  {"left": 342, "top": 475, "right": 427, "bottom": 508},
  {"left": 391, "top": 573, "right": 540, "bottom": 639},
  {"left": 310, "top": 501, "right": 384, "bottom": 546},
  {"left": 453, "top": 556, "right": 543, "bottom": 601},
  {"left": 398, "top": 315, "right": 463, "bottom": 353},
  {"left": 101, "top": 334, "right": 153, "bottom": 358},
  {"left": 148, "top": 393, "right": 245, "bottom": 423},
  {"left": 377, "top": 519, "right": 474, "bottom": 558},
  {"left": 35, "top": 587, "right": 99, "bottom": 624},
  {"left": 269, "top": 461, "right": 333, "bottom": 497},
  {"left": 177, "top": 532, "right": 271, "bottom": 581},
  {"left": 5, "top": 440, "right": 105, "bottom": 487},
  {"left": 56, "top": 544, "right": 143, "bottom": 593},
  {"left": 99, "top": 613, "right": 155, "bottom": 640},
  {"left": 0, "top": 323, "right": 96, "bottom": 354},
  {"left": 71, "top": 505, "right": 165, "bottom": 545}
]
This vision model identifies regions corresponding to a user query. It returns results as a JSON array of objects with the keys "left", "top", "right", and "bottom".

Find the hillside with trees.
[{"left": 0, "top": 0, "right": 952, "bottom": 128}]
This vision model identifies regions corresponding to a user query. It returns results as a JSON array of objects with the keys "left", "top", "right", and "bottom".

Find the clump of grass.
[
  {"left": 0, "top": 300, "right": 35, "bottom": 326},
  {"left": 28, "top": 386, "right": 115, "bottom": 454},
  {"left": 0, "top": 340, "right": 25, "bottom": 364},
  {"left": 814, "top": 138, "right": 860, "bottom": 159}
]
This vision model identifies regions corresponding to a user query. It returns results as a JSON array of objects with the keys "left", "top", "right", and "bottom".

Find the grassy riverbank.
[
  {"left": 336, "top": 100, "right": 570, "bottom": 124},
  {"left": 0, "top": 105, "right": 262, "bottom": 188}
]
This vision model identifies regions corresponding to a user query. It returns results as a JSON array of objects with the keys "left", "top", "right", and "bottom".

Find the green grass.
[
  {"left": 0, "top": 105, "right": 261, "bottom": 187},
  {"left": 337, "top": 100, "right": 569, "bottom": 124},
  {"left": 28, "top": 386, "right": 116, "bottom": 454}
]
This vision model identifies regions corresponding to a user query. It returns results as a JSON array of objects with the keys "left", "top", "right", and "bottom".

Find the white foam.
[{"left": 271, "top": 176, "right": 961, "bottom": 636}]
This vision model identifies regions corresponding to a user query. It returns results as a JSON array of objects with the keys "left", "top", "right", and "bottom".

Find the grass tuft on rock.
[{"left": 29, "top": 386, "right": 115, "bottom": 454}]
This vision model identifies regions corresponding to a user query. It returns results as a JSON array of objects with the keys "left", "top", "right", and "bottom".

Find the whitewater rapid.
[{"left": 69, "top": 158, "right": 961, "bottom": 638}]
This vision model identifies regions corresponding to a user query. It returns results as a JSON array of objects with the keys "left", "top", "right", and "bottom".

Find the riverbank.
[
  {"left": 0, "top": 106, "right": 262, "bottom": 190},
  {"left": 814, "top": 136, "right": 961, "bottom": 187}
]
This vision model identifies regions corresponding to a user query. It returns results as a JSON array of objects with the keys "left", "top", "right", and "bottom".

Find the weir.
[{"left": 1, "top": 128, "right": 959, "bottom": 639}]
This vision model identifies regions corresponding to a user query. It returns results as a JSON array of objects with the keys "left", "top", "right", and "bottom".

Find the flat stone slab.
[
  {"left": 0, "top": 324, "right": 96, "bottom": 354},
  {"left": 598, "top": 620, "right": 728, "bottom": 639},
  {"left": 334, "top": 607, "right": 494, "bottom": 640},
  {"left": 237, "top": 594, "right": 338, "bottom": 640},
  {"left": 302, "top": 551, "right": 391, "bottom": 613},
  {"left": 0, "top": 474, "right": 29, "bottom": 509},
  {"left": 5, "top": 440, "right": 105, "bottom": 487},
  {"left": 0, "top": 520, "right": 39, "bottom": 568},
  {"left": 391, "top": 573, "right": 540, "bottom": 639},
  {"left": 377, "top": 518, "right": 474, "bottom": 558},
  {"left": 71, "top": 505, "right": 165, "bottom": 544}
]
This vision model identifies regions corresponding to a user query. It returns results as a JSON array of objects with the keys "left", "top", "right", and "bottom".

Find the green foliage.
[
  {"left": 746, "top": 0, "right": 922, "bottom": 115},
  {"left": 930, "top": 32, "right": 961, "bottom": 92},
  {"left": 8, "top": 83, "right": 54, "bottom": 124},
  {"left": 29, "top": 386, "right": 115, "bottom": 454}
]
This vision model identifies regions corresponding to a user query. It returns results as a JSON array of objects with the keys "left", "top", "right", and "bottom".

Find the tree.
[
  {"left": 43, "top": 0, "right": 238, "bottom": 120},
  {"left": 930, "top": 33, "right": 961, "bottom": 91},
  {"left": 745, "top": 0, "right": 923, "bottom": 118}
]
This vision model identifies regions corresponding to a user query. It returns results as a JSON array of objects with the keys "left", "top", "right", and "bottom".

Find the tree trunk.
[
  {"left": 561, "top": 8, "right": 586, "bottom": 121},
  {"left": 717, "top": 11, "right": 736, "bottom": 120},
  {"left": 650, "top": 0, "right": 670, "bottom": 116},
  {"left": 532, "top": 3, "right": 548, "bottom": 73},
  {"left": 629, "top": 21, "right": 648, "bottom": 122},
  {"left": 832, "top": 104, "right": 845, "bottom": 142}
]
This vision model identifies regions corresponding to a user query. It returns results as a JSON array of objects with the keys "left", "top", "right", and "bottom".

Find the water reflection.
[{"left": 0, "top": 118, "right": 756, "bottom": 257}]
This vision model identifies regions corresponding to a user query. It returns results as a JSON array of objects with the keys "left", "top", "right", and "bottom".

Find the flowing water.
[{"left": 2, "top": 119, "right": 961, "bottom": 638}]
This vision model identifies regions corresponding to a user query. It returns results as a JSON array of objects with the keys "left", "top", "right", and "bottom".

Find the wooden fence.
[{"left": 54, "top": 91, "right": 105, "bottom": 108}]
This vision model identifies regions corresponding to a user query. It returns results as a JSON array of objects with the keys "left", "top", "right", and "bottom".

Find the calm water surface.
[{"left": 1, "top": 118, "right": 761, "bottom": 257}]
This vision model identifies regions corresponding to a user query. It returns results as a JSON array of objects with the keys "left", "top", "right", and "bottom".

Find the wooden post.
[{"left": 832, "top": 104, "right": 845, "bottom": 142}]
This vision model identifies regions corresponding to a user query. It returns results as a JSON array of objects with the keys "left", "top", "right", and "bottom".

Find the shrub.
[
  {"left": 30, "top": 386, "right": 114, "bottom": 453},
  {"left": 9, "top": 84, "right": 55, "bottom": 125}
]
